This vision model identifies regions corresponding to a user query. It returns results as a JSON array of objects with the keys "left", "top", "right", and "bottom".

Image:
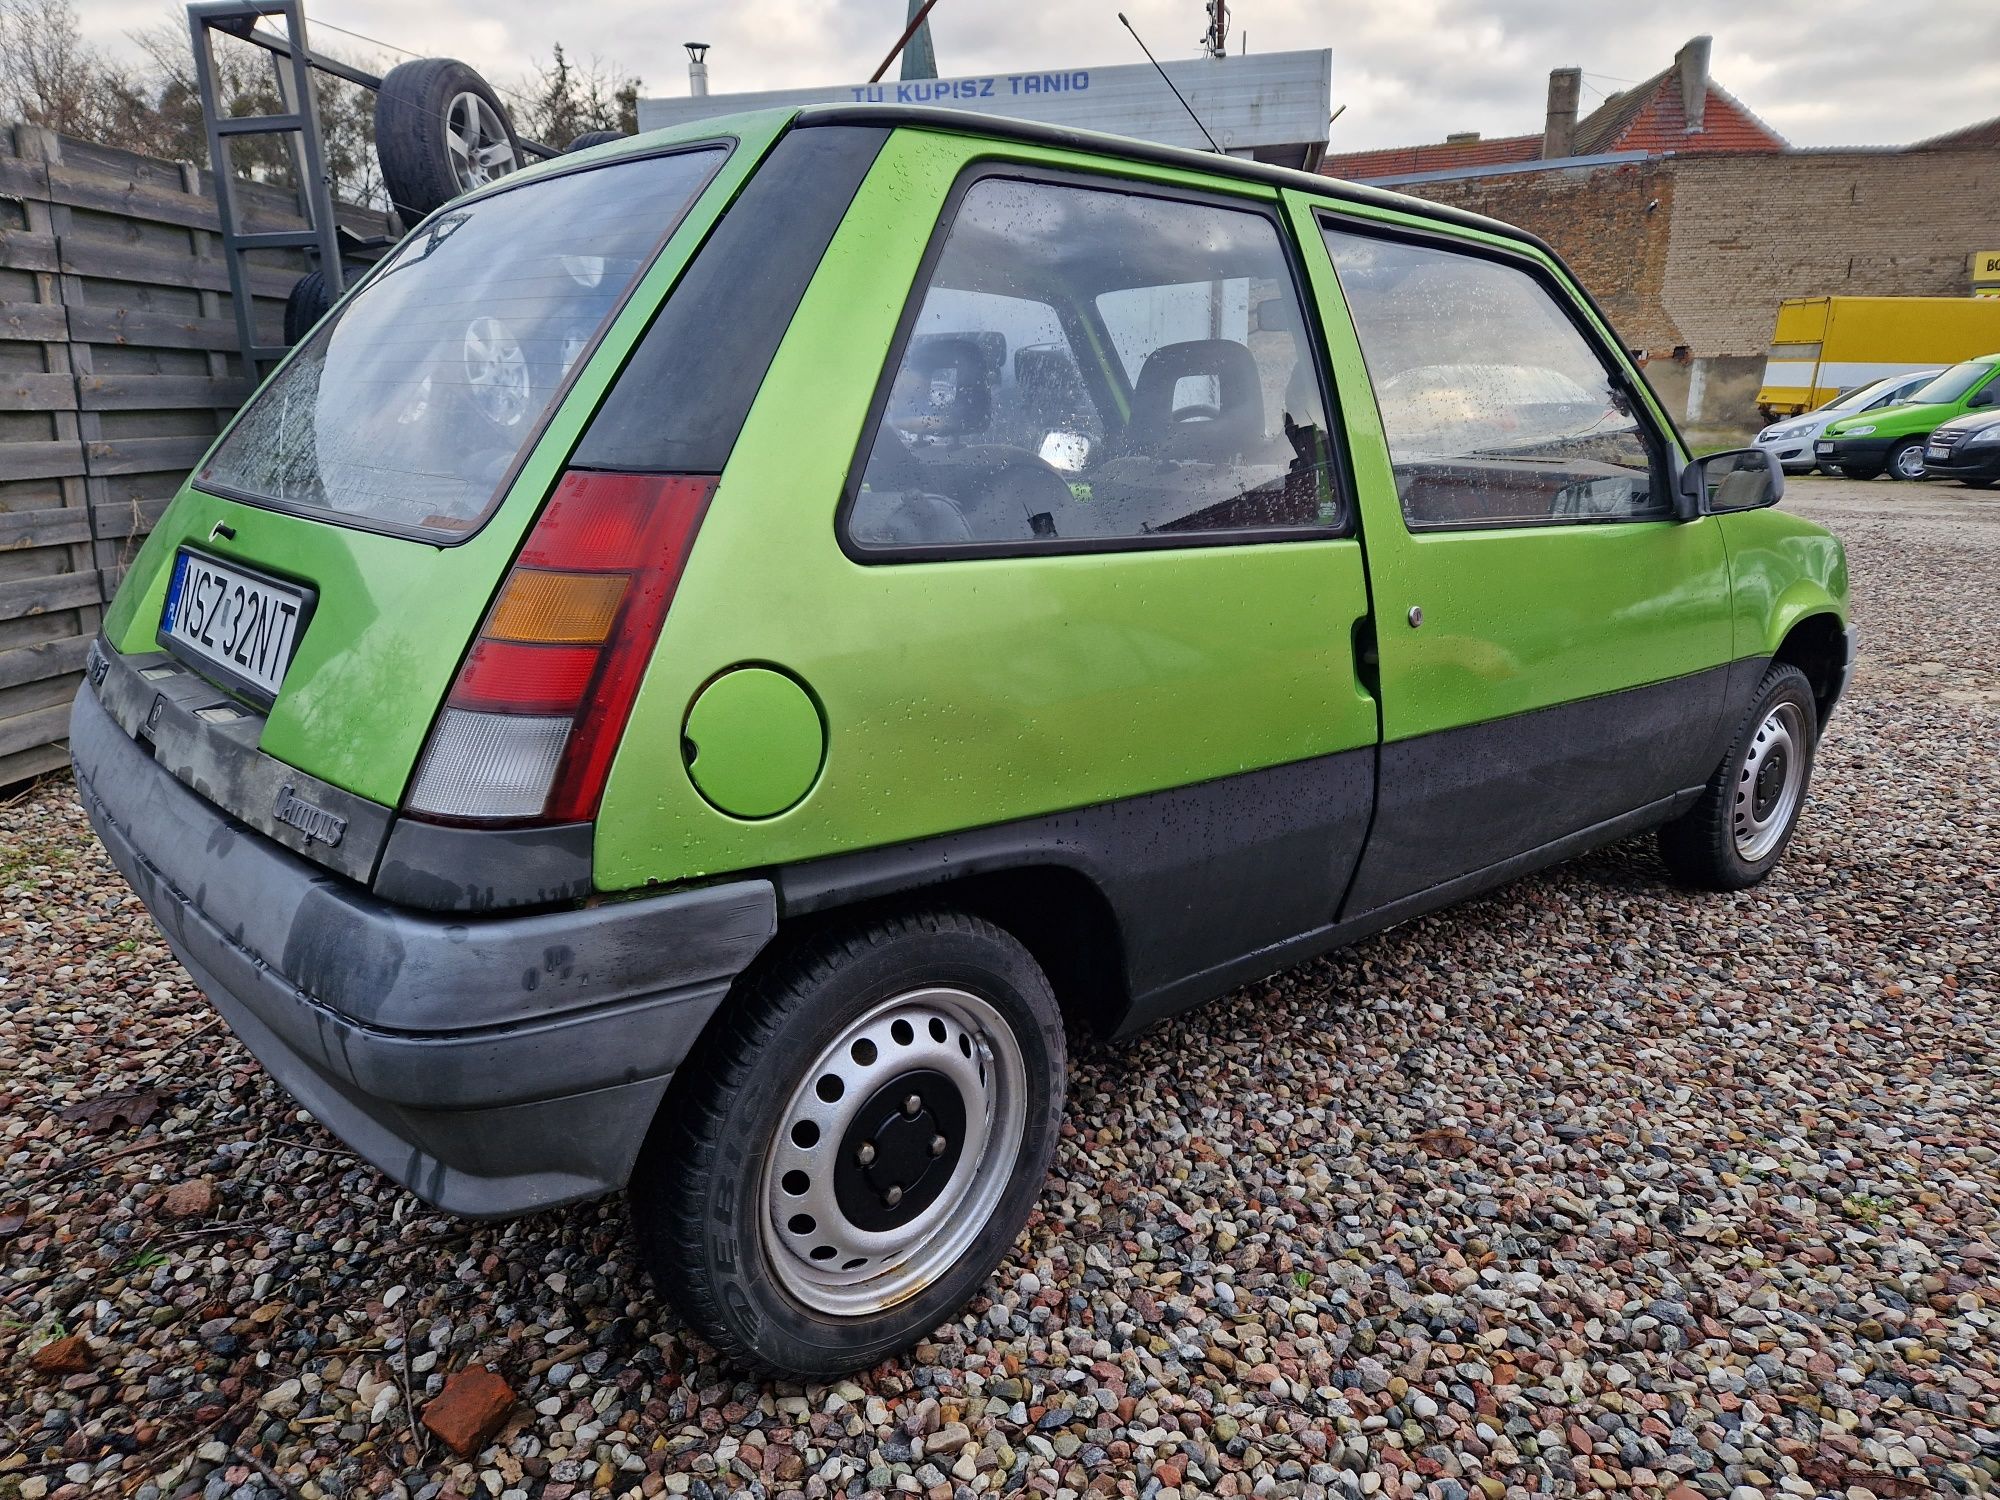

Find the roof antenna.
[{"left": 1118, "top": 11, "right": 1223, "bottom": 153}]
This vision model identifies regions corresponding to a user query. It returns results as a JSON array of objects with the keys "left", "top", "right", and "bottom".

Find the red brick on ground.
[
  {"left": 162, "top": 1179, "right": 215, "bottom": 1218},
  {"left": 28, "top": 1334, "right": 90, "bottom": 1374},
  {"left": 422, "top": 1365, "right": 515, "bottom": 1456}
]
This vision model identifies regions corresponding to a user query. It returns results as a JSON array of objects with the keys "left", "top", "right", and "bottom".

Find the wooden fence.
[{"left": 0, "top": 123, "right": 389, "bottom": 787}]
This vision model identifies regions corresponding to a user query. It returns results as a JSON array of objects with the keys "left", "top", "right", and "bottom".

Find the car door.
[{"left": 1283, "top": 194, "right": 1736, "bottom": 917}]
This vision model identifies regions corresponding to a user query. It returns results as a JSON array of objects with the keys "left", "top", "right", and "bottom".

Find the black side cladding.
[{"left": 570, "top": 126, "right": 891, "bottom": 475}]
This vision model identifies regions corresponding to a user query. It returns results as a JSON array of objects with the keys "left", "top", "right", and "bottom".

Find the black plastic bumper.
[
  {"left": 1922, "top": 452, "right": 2000, "bottom": 482},
  {"left": 1816, "top": 436, "right": 1895, "bottom": 467},
  {"left": 71, "top": 683, "right": 777, "bottom": 1216}
]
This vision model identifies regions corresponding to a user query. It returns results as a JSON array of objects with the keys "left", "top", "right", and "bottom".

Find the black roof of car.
[{"left": 793, "top": 104, "right": 1533, "bottom": 252}]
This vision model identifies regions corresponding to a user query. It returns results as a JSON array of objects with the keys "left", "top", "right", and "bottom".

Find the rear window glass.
[{"left": 197, "top": 147, "right": 727, "bottom": 540}]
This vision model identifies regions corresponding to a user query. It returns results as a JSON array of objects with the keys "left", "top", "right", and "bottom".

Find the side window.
[
  {"left": 847, "top": 176, "right": 1340, "bottom": 553},
  {"left": 1322, "top": 224, "right": 1667, "bottom": 530}
]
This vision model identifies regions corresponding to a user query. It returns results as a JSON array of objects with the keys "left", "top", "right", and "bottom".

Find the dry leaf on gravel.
[{"left": 56, "top": 1086, "right": 163, "bottom": 1133}]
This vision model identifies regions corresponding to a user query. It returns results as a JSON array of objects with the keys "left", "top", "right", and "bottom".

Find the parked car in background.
[
  {"left": 1817, "top": 355, "right": 2000, "bottom": 479},
  {"left": 1756, "top": 295, "right": 2000, "bottom": 419},
  {"left": 1919, "top": 408, "right": 2000, "bottom": 488},
  {"left": 1755, "top": 369, "right": 1940, "bottom": 474},
  {"left": 71, "top": 105, "right": 1852, "bottom": 1378}
]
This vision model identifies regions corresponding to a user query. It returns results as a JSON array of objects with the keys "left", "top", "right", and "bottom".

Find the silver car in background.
[{"left": 1756, "top": 369, "right": 1941, "bottom": 473}]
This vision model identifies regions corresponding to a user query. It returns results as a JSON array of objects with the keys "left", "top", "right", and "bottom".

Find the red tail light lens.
[{"left": 405, "top": 471, "right": 717, "bottom": 824}]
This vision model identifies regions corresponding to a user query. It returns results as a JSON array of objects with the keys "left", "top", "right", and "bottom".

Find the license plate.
[
  {"left": 159, "top": 549, "right": 308, "bottom": 704},
  {"left": 1928, "top": 445, "right": 1950, "bottom": 460},
  {"left": 1815, "top": 442, "right": 1834, "bottom": 455}
]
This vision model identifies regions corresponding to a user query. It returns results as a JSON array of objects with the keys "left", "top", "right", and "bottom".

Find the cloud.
[{"left": 82, "top": 0, "right": 1998, "bottom": 150}]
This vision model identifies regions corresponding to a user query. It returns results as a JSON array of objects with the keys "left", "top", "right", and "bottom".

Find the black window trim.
[
  {"left": 189, "top": 137, "right": 738, "bottom": 549},
  {"left": 836, "top": 158, "right": 1360, "bottom": 565},
  {"left": 1314, "top": 207, "right": 1685, "bottom": 536}
]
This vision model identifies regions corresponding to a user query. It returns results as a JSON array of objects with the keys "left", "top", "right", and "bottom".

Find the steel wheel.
[
  {"left": 445, "top": 90, "right": 518, "bottom": 192},
  {"left": 760, "top": 986, "right": 1028, "bottom": 1317},
  {"left": 463, "top": 316, "right": 529, "bottom": 426},
  {"left": 1733, "top": 699, "right": 1807, "bottom": 862},
  {"left": 1890, "top": 441, "right": 1928, "bottom": 481}
]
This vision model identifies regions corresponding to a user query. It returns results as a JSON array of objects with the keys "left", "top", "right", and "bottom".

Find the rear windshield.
[
  {"left": 1909, "top": 360, "right": 1995, "bottom": 406},
  {"left": 197, "top": 146, "right": 727, "bottom": 540}
]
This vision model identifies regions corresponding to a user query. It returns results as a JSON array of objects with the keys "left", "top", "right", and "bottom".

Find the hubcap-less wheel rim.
[
  {"left": 445, "top": 91, "right": 517, "bottom": 191},
  {"left": 761, "top": 987, "right": 1028, "bottom": 1317},
  {"left": 1893, "top": 444, "right": 1926, "bottom": 480},
  {"left": 1734, "top": 700, "right": 1807, "bottom": 862}
]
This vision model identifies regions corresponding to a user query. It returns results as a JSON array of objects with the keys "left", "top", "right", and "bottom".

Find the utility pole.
[
  {"left": 1202, "top": 1, "right": 1228, "bottom": 58},
  {"left": 901, "top": 0, "right": 938, "bottom": 79}
]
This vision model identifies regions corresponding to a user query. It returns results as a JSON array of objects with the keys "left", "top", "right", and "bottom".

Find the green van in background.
[{"left": 1817, "top": 353, "right": 2000, "bottom": 479}]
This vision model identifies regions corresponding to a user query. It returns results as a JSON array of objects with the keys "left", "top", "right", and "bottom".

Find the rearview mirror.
[{"left": 1679, "top": 447, "right": 1783, "bottom": 516}]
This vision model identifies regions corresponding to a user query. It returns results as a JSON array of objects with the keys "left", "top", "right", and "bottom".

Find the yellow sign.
[{"left": 1975, "top": 249, "right": 2000, "bottom": 286}]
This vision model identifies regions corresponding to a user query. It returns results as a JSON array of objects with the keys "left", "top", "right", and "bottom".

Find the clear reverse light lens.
[{"left": 405, "top": 708, "right": 570, "bottom": 820}]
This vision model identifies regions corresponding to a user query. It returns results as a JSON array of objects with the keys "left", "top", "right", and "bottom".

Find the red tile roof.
[
  {"left": 1584, "top": 76, "right": 1785, "bottom": 155},
  {"left": 1322, "top": 133, "right": 1542, "bottom": 182},
  {"left": 1322, "top": 70, "right": 1785, "bottom": 183}
]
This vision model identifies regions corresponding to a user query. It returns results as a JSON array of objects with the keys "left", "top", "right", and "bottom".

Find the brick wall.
[
  {"left": 1661, "top": 148, "right": 2000, "bottom": 356},
  {"left": 1398, "top": 159, "right": 1684, "bottom": 357},
  {"left": 1387, "top": 143, "right": 2000, "bottom": 424}
]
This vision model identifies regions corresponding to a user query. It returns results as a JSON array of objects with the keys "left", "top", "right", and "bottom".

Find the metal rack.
[
  {"left": 186, "top": 0, "right": 556, "bottom": 374},
  {"left": 187, "top": 0, "right": 363, "bottom": 374}
]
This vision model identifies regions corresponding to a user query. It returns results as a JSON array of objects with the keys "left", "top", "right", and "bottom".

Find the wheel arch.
[
  {"left": 765, "top": 861, "right": 1134, "bottom": 1040},
  {"left": 1771, "top": 608, "right": 1850, "bottom": 726}
]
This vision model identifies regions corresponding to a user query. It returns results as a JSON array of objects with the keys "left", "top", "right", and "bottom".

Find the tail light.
[{"left": 405, "top": 470, "right": 717, "bottom": 824}]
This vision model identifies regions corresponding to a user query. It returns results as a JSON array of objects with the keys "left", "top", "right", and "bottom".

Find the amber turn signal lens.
[{"left": 484, "top": 569, "right": 628, "bottom": 644}]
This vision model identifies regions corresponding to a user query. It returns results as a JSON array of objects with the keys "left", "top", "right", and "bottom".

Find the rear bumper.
[{"left": 71, "top": 682, "right": 777, "bottom": 1216}]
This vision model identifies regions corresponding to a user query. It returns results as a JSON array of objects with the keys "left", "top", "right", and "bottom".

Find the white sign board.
[{"left": 637, "top": 49, "right": 1331, "bottom": 158}]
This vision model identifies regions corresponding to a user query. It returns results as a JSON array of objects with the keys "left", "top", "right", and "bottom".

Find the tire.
[
  {"left": 281, "top": 264, "right": 366, "bottom": 345},
  {"left": 1964, "top": 478, "right": 1997, "bottom": 490},
  {"left": 632, "top": 909, "right": 1067, "bottom": 1378},
  {"left": 374, "top": 58, "right": 522, "bottom": 221},
  {"left": 1658, "top": 663, "right": 1818, "bottom": 891},
  {"left": 1886, "top": 438, "right": 1927, "bottom": 481},
  {"left": 564, "top": 129, "right": 627, "bottom": 153}
]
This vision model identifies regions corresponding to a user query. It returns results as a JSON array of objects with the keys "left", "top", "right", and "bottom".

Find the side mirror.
[
  {"left": 1678, "top": 447, "right": 1784, "bottom": 516},
  {"left": 1038, "top": 430, "right": 1092, "bottom": 473},
  {"left": 1970, "top": 385, "right": 1997, "bottom": 409}
]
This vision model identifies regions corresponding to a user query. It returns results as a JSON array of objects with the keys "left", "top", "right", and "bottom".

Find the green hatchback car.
[
  {"left": 1816, "top": 353, "right": 2000, "bottom": 479},
  {"left": 73, "top": 105, "right": 1851, "bottom": 1377}
]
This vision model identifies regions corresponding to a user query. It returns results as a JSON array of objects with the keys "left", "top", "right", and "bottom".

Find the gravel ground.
[{"left": 4, "top": 475, "right": 1996, "bottom": 1500}]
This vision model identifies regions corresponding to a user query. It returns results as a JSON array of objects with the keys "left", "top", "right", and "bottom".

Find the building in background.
[
  {"left": 1320, "top": 38, "right": 2000, "bottom": 431},
  {"left": 1322, "top": 38, "right": 1782, "bottom": 186},
  {"left": 638, "top": 49, "right": 1333, "bottom": 170}
]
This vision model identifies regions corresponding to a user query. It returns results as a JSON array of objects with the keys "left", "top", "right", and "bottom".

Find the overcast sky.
[{"left": 84, "top": 0, "right": 1999, "bottom": 151}]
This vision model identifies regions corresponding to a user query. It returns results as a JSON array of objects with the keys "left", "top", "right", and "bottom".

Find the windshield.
[
  {"left": 198, "top": 147, "right": 726, "bottom": 540},
  {"left": 1822, "top": 376, "right": 1899, "bottom": 412},
  {"left": 1908, "top": 360, "right": 1996, "bottom": 406}
]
